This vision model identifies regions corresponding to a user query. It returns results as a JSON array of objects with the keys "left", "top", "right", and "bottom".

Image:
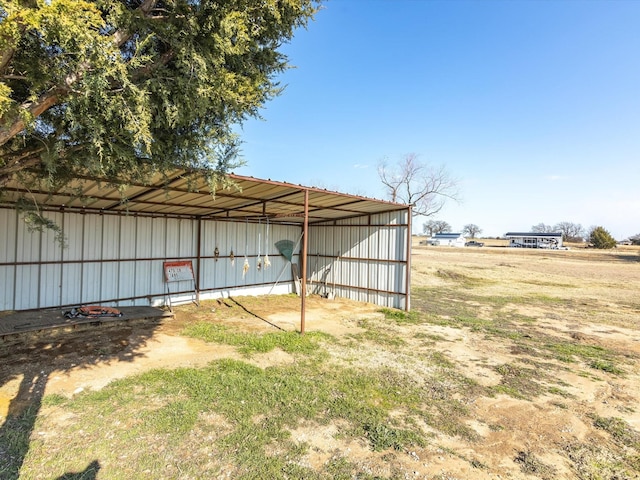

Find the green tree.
[
  {"left": 0, "top": 0, "right": 319, "bottom": 194},
  {"left": 589, "top": 226, "right": 617, "bottom": 249}
]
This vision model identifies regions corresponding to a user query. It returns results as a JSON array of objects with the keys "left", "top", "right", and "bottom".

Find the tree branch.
[
  {"left": 0, "top": 148, "right": 44, "bottom": 187},
  {"left": 0, "top": 86, "right": 66, "bottom": 146},
  {"left": 0, "top": 0, "right": 159, "bottom": 149}
]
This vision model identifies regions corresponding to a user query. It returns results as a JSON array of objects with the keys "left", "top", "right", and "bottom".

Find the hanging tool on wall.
[
  {"left": 242, "top": 218, "right": 250, "bottom": 278},
  {"left": 263, "top": 217, "right": 271, "bottom": 269},
  {"left": 256, "top": 218, "right": 262, "bottom": 271}
]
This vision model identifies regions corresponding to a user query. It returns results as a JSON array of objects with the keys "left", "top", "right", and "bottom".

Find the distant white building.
[
  {"left": 505, "top": 232, "right": 563, "bottom": 249},
  {"left": 427, "top": 232, "right": 466, "bottom": 247}
]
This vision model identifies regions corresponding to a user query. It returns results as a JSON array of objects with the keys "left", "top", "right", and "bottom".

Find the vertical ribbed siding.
[
  {"left": 0, "top": 206, "right": 408, "bottom": 312},
  {"left": 308, "top": 210, "right": 409, "bottom": 310},
  {"left": 0, "top": 209, "right": 17, "bottom": 310},
  {"left": 199, "top": 220, "right": 301, "bottom": 297}
]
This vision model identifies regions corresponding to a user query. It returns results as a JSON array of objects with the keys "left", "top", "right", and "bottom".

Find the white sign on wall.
[{"left": 163, "top": 261, "right": 195, "bottom": 283}]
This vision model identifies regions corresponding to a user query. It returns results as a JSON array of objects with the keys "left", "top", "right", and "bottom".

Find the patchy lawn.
[{"left": 1, "top": 246, "right": 639, "bottom": 479}]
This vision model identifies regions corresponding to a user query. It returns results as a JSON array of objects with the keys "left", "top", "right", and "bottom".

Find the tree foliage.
[
  {"left": 630, "top": 233, "right": 640, "bottom": 246},
  {"left": 378, "top": 153, "right": 458, "bottom": 217},
  {"left": 0, "top": 0, "right": 319, "bottom": 193},
  {"left": 423, "top": 219, "right": 451, "bottom": 236},
  {"left": 462, "top": 223, "right": 481, "bottom": 238},
  {"left": 589, "top": 226, "right": 617, "bottom": 249}
]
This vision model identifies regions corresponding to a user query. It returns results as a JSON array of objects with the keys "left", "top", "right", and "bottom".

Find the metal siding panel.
[
  {"left": 40, "top": 211, "right": 62, "bottom": 262},
  {"left": 152, "top": 260, "right": 165, "bottom": 296},
  {"left": 0, "top": 210, "right": 17, "bottom": 309},
  {"left": 82, "top": 263, "right": 101, "bottom": 304},
  {"left": 116, "top": 217, "right": 135, "bottom": 306},
  {"left": 165, "top": 218, "right": 181, "bottom": 258},
  {"left": 36, "top": 213, "right": 64, "bottom": 307},
  {"left": 81, "top": 215, "right": 102, "bottom": 303},
  {"left": 0, "top": 265, "right": 13, "bottom": 310},
  {"left": 82, "top": 215, "right": 102, "bottom": 260},
  {"left": 14, "top": 265, "right": 38, "bottom": 310},
  {"left": 119, "top": 216, "right": 136, "bottom": 258},
  {"left": 64, "top": 213, "right": 83, "bottom": 261},
  {"left": 134, "top": 217, "right": 152, "bottom": 303},
  {"left": 0, "top": 209, "right": 16, "bottom": 262},
  {"left": 102, "top": 215, "right": 120, "bottom": 260},
  {"left": 151, "top": 217, "right": 167, "bottom": 258},
  {"left": 100, "top": 260, "right": 119, "bottom": 304},
  {"left": 200, "top": 258, "right": 214, "bottom": 291},
  {"left": 200, "top": 220, "right": 213, "bottom": 291},
  {"left": 136, "top": 217, "right": 152, "bottom": 257},
  {"left": 179, "top": 218, "right": 196, "bottom": 258},
  {"left": 228, "top": 221, "right": 240, "bottom": 286},
  {"left": 16, "top": 215, "right": 40, "bottom": 263},
  {"left": 239, "top": 221, "right": 255, "bottom": 285},
  {"left": 118, "top": 261, "right": 135, "bottom": 306},
  {"left": 210, "top": 221, "right": 225, "bottom": 291},
  {"left": 60, "top": 264, "right": 82, "bottom": 306},
  {"left": 39, "top": 264, "right": 60, "bottom": 307}
]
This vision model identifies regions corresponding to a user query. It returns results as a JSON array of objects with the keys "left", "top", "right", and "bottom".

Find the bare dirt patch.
[{"left": 2, "top": 246, "right": 640, "bottom": 479}]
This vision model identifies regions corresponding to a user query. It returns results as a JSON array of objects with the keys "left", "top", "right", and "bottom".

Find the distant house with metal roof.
[
  {"left": 425, "top": 232, "right": 466, "bottom": 247},
  {"left": 505, "top": 232, "right": 563, "bottom": 249}
]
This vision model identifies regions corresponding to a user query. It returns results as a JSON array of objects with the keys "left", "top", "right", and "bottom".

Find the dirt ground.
[{"left": 1, "top": 244, "right": 639, "bottom": 479}]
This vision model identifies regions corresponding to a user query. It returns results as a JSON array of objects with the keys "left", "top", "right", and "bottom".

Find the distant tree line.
[
  {"left": 532, "top": 222, "right": 585, "bottom": 242},
  {"left": 534, "top": 222, "right": 621, "bottom": 249},
  {"left": 422, "top": 221, "right": 483, "bottom": 239},
  {"left": 423, "top": 220, "right": 452, "bottom": 236},
  {"left": 421, "top": 218, "right": 627, "bottom": 250}
]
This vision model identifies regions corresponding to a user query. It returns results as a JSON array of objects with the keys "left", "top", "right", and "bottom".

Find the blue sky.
[{"left": 235, "top": 0, "right": 640, "bottom": 240}]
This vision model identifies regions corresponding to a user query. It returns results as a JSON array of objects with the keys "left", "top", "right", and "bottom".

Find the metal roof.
[
  {"left": 1, "top": 171, "right": 409, "bottom": 224},
  {"left": 432, "top": 233, "right": 463, "bottom": 238},
  {"left": 505, "top": 232, "right": 562, "bottom": 237}
]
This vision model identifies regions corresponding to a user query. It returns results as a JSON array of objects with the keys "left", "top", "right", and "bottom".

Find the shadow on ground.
[{"left": 0, "top": 313, "right": 165, "bottom": 479}]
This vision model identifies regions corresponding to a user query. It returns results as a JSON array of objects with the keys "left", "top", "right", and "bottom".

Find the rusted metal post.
[
  {"left": 405, "top": 206, "right": 412, "bottom": 311},
  {"left": 300, "top": 189, "right": 309, "bottom": 334},
  {"left": 195, "top": 216, "right": 202, "bottom": 306}
]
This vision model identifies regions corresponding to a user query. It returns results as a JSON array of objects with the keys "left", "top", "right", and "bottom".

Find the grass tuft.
[
  {"left": 514, "top": 450, "right": 557, "bottom": 479},
  {"left": 592, "top": 415, "right": 640, "bottom": 448},
  {"left": 182, "top": 322, "right": 330, "bottom": 355},
  {"left": 378, "top": 308, "right": 421, "bottom": 325},
  {"left": 363, "top": 422, "right": 426, "bottom": 451}
]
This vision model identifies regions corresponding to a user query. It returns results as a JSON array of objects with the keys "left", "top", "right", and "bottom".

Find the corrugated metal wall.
[
  {"left": 0, "top": 209, "right": 303, "bottom": 311},
  {"left": 0, "top": 207, "right": 408, "bottom": 311},
  {"left": 308, "top": 211, "right": 409, "bottom": 309}
]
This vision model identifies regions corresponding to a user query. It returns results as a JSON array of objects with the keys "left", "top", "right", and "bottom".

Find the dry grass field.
[{"left": 1, "top": 243, "right": 639, "bottom": 479}]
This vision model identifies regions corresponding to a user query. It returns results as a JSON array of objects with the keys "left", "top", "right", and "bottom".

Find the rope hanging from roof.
[
  {"left": 263, "top": 217, "right": 271, "bottom": 269},
  {"left": 243, "top": 218, "right": 250, "bottom": 279},
  {"left": 257, "top": 218, "right": 262, "bottom": 271}
]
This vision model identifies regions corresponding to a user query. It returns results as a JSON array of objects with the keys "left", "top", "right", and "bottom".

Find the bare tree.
[
  {"left": 554, "top": 221, "right": 584, "bottom": 242},
  {"left": 378, "top": 153, "right": 459, "bottom": 217},
  {"left": 423, "top": 220, "right": 452, "bottom": 236},
  {"left": 531, "top": 223, "right": 555, "bottom": 233},
  {"left": 463, "top": 224, "right": 482, "bottom": 238}
]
